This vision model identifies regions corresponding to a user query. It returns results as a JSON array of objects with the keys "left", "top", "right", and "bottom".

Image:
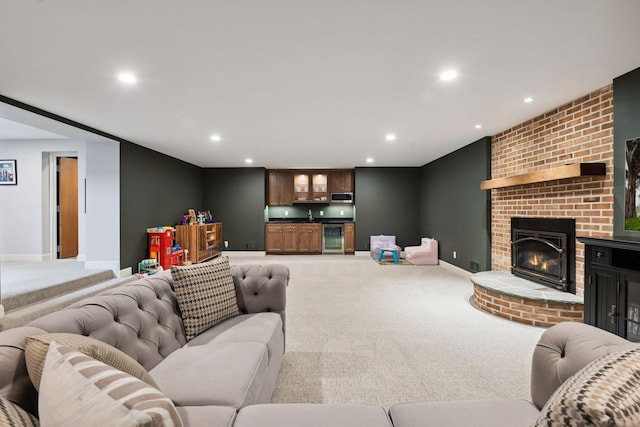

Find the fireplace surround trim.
[{"left": 510, "top": 217, "right": 576, "bottom": 294}]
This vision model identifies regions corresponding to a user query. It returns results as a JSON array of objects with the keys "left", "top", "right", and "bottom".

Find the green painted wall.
[
  {"left": 120, "top": 141, "right": 203, "bottom": 270},
  {"left": 354, "top": 167, "right": 421, "bottom": 250},
  {"left": 202, "top": 168, "right": 266, "bottom": 250},
  {"left": 614, "top": 66, "right": 640, "bottom": 239},
  {"left": 419, "top": 137, "right": 491, "bottom": 272}
]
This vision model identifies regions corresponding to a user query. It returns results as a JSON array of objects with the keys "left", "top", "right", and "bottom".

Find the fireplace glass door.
[{"left": 512, "top": 229, "right": 567, "bottom": 290}]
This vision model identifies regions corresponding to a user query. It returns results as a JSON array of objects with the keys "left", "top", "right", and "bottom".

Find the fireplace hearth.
[{"left": 511, "top": 218, "right": 576, "bottom": 293}]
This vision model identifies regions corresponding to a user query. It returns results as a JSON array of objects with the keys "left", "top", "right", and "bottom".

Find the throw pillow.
[
  {"left": 38, "top": 341, "right": 183, "bottom": 427},
  {"left": 534, "top": 347, "right": 640, "bottom": 427},
  {"left": 0, "top": 396, "right": 38, "bottom": 427},
  {"left": 170, "top": 256, "right": 239, "bottom": 341},
  {"left": 25, "top": 333, "right": 158, "bottom": 391}
]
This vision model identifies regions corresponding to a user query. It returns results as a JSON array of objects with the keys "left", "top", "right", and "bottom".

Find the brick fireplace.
[{"left": 490, "top": 85, "right": 615, "bottom": 298}]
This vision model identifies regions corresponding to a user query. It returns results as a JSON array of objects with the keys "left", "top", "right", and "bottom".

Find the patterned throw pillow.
[
  {"left": 0, "top": 396, "right": 38, "bottom": 427},
  {"left": 534, "top": 348, "right": 640, "bottom": 427},
  {"left": 25, "top": 333, "right": 158, "bottom": 391},
  {"left": 170, "top": 256, "right": 239, "bottom": 341},
  {"left": 38, "top": 341, "right": 183, "bottom": 427}
]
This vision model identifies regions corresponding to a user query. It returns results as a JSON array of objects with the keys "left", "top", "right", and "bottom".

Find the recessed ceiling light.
[
  {"left": 524, "top": 96, "right": 535, "bottom": 103},
  {"left": 117, "top": 72, "right": 137, "bottom": 84},
  {"left": 475, "top": 124, "right": 483, "bottom": 129},
  {"left": 440, "top": 69, "right": 458, "bottom": 81},
  {"left": 385, "top": 133, "right": 397, "bottom": 141},
  {"left": 210, "top": 134, "right": 222, "bottom": 142},
  {"left": 366, "top": 157, "right": 374, "bottom": 163},
  {"left": 245, "top": 158, "right": 253, "bottom": 164}
]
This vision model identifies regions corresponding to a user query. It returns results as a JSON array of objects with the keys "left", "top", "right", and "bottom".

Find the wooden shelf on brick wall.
[{"left": 480, "top": 162, "right": 606, "bottom": 190}]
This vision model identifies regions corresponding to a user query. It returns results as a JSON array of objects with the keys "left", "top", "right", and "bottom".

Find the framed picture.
[
  {"left": 0, "top": 160, "right": 17, "bottom": 185},
  {"left": 625, "top": 138, "right": 640, "bottom": 231}
]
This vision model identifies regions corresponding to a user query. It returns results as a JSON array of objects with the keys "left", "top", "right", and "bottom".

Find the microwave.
[{"left": 330, "top": 192, "right": 353, "bottom": 203}]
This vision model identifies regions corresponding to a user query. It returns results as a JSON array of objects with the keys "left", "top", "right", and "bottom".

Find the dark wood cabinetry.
[
  {"left": 579, "top": 237, "right": 640, "bottom": 341},
  {"left": 176, "top": 223, "right": 222, "bottom": 264},
  {"left": 265, "top": 223, "right": 322, "bottom": 254},
  {"left": 298, "top": 224, "right": 322, "bottom": 252},
  {"left": 266, "top": 169, "right": 354, "bottom": 206},
  {"left": 268, "top": 171, "right": 293, "bottom": 206},
  {"left": 344, "top": 222, "right": 355, "bottom": 253},
  {"left": 329, "top": 170, "right": 354, "bottom": 193},
  {"left": 293, "top": 172, "right": 328, "bottom": 203}
]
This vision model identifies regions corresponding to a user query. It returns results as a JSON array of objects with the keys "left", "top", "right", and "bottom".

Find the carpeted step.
[
  {"left": 1, "top": 269, "right": 116, "bottom": 312},
  {"left": 0, "top": 275, "right": 136, "bottom": 331}
]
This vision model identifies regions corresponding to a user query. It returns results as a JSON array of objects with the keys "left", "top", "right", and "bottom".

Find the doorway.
[{"left": 57, "top": 157, "right": 78, "bottom": 259}]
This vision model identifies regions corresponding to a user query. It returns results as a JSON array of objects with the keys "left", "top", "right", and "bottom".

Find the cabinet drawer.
[{"left": 591, "top": 246, "right": 611, "bottom": 265}]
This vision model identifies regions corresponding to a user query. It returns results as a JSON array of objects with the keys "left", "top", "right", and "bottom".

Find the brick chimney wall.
[{"left": 490, "top": 85, "right": 614, "bottom": 296}]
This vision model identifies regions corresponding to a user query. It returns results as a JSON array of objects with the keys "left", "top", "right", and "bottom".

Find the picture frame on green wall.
[
  {"left": 625, "top": 137, "right": 640, "bottom": 230},
  {"left": 0, "top": 159, "right": 17, "bottom": 185}
]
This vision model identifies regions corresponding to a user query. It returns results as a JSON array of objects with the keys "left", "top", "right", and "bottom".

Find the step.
[
  {"left": 2, "top": 269, "right": 116, "bottom": 312},
  {"left": 0, "top": 275, "right": 136, "bottom": 331}
]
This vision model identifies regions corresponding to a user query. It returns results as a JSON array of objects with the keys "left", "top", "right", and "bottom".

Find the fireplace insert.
[{"left": 511, "top": 218, "right": 576, "bottom": 293}]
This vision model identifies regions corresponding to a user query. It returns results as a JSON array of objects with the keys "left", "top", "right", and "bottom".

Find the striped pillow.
[
  {"left": 534, "top": 347, "right": 640, "bottom": 427},
  {"left": 38, "top": 341, "right": 183, "bottom": 427},
  {"left": 170, "top": 256, "right": 239, "bottom": 341},
  {"left": 0, "top": 397, "right": 38, "bottom": 427},
  {"left": 25, "top": 333, "right": 158, "bottom": 391}
]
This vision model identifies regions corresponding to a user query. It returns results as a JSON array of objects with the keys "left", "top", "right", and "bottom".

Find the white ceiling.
[{"left": 1, "top": 1, "right": 639, "bottom": 168}]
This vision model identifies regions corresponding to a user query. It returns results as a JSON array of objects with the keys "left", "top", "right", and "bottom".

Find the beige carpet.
[{"left": 227, "top": 253, "right": 545, "bottom": 409}]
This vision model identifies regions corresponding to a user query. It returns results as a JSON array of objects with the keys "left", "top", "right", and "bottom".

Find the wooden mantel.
[{"left": 480, "top": 163, "right": 606, "bottom": 190}]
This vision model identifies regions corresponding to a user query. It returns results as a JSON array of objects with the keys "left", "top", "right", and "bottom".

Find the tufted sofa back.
[
  {"left": 27, "top": 271, "right": 186, "bottom": 371},
  {"left": 231, "top": 263, "right": 289, "bottom": 331},
  {"left": 530, "top": 321, "right": 640, "bottom": 409}
]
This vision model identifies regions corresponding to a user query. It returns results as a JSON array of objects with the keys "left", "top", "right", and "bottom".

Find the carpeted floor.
[{"left": 227, "top": 253, "right": 545, "bottom": 409}]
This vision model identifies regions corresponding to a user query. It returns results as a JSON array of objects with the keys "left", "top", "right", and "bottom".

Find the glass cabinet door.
[{"left": 623, "top": 272, "right": 640, "bottom": 342}]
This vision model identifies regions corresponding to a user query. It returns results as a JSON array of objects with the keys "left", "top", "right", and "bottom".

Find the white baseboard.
[
  {"left": 120, "top": 266, "right": 133, "bottom": 277},
  {"left": 438, "top": 260, "right": 473, "bottom": 280},
  {"left": 85, "top": 261, "right": 120, "bottom": 276},
  {"left": 0, "top": 254, "right": 51, "bottom": 262},
  {"left": 0, "top": 304, "right": 4, "bottom": 319},
  {"left": 223, "top": 251, "right": 267, "bottom": 257}
]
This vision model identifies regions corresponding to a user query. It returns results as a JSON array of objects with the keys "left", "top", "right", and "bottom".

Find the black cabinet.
[{"left": 579, "top": 237, "right": 640, "bottom": 341}]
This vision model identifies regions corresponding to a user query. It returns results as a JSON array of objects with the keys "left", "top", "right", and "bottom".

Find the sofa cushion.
[
  {"left": 0, "top": 396, "right": 39, "bottom": 427},
  {"left": 38, "top": 341, "right": 183, "bottom": 427},
  {"left": 389, "top": 400, "right": 539, "bottom": 427},
  {"left": 186, "top": 313, "right": 283, "bottom": 360},
  {"left": 25, "top": 333, "right": 158, "bottom": 390},
  {"left": 534, "top": 348, "right": 640, "bottom": 427},
  {"left": 176, "top": 406, "right": 236, "bottom": 427},
  {"left": 171, "top": 257, "right": 240, "bottom": 341},
  {"left": 150, "top": 341, "right": 269, "bottom": 409},
  {"left": 234, "top": 403, "right": 393, "bottom": 427}
]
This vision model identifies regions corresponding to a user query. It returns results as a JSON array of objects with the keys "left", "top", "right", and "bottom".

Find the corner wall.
[
  {"left": 490, "top": 85, "right": 615, "bottom": 296},
  {"left": 419, "top": 137, "right": 491, "bottom": 272}
]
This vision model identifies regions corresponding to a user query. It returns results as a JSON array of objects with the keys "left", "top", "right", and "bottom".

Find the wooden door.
[
  {"left": 283, "top": 224, "right": 299, "bottom": 252},
  {"left": 58, "top": 157, "right": 78, "bottom": 258},
  {"left": 265, "top": 224, "right": 284, "bottom": 252},
  {"left": 344, "top": 223, "right": 355, "bottom": 253}
]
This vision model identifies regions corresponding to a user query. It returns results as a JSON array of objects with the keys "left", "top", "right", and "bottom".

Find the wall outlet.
[
  {"left": 320, "top": 211, "right": 324, "bottom": 216},
  {"left": 453, "top": 251, "right": 457, "bottom": 259},
  {"left": 284, "top": 210, "right": 288, "bottom": 216},
  {"left": 224, "top": 240, "right": 229, "bottom": 248},
  {"left": 340, "top": 210, "right": 344, "bottom": 216}
]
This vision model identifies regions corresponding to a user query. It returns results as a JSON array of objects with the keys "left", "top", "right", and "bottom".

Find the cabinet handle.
[{"left": 608, "top": 304, "right": 617, "bottom": 325}]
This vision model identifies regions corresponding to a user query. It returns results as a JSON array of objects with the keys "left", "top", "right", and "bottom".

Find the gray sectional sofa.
[
  {"left": 0, "top": 262, "right": 289, "bottom": 427},
  {"left": 1, "top": 259, "right": 639, "bottom": 426}
]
